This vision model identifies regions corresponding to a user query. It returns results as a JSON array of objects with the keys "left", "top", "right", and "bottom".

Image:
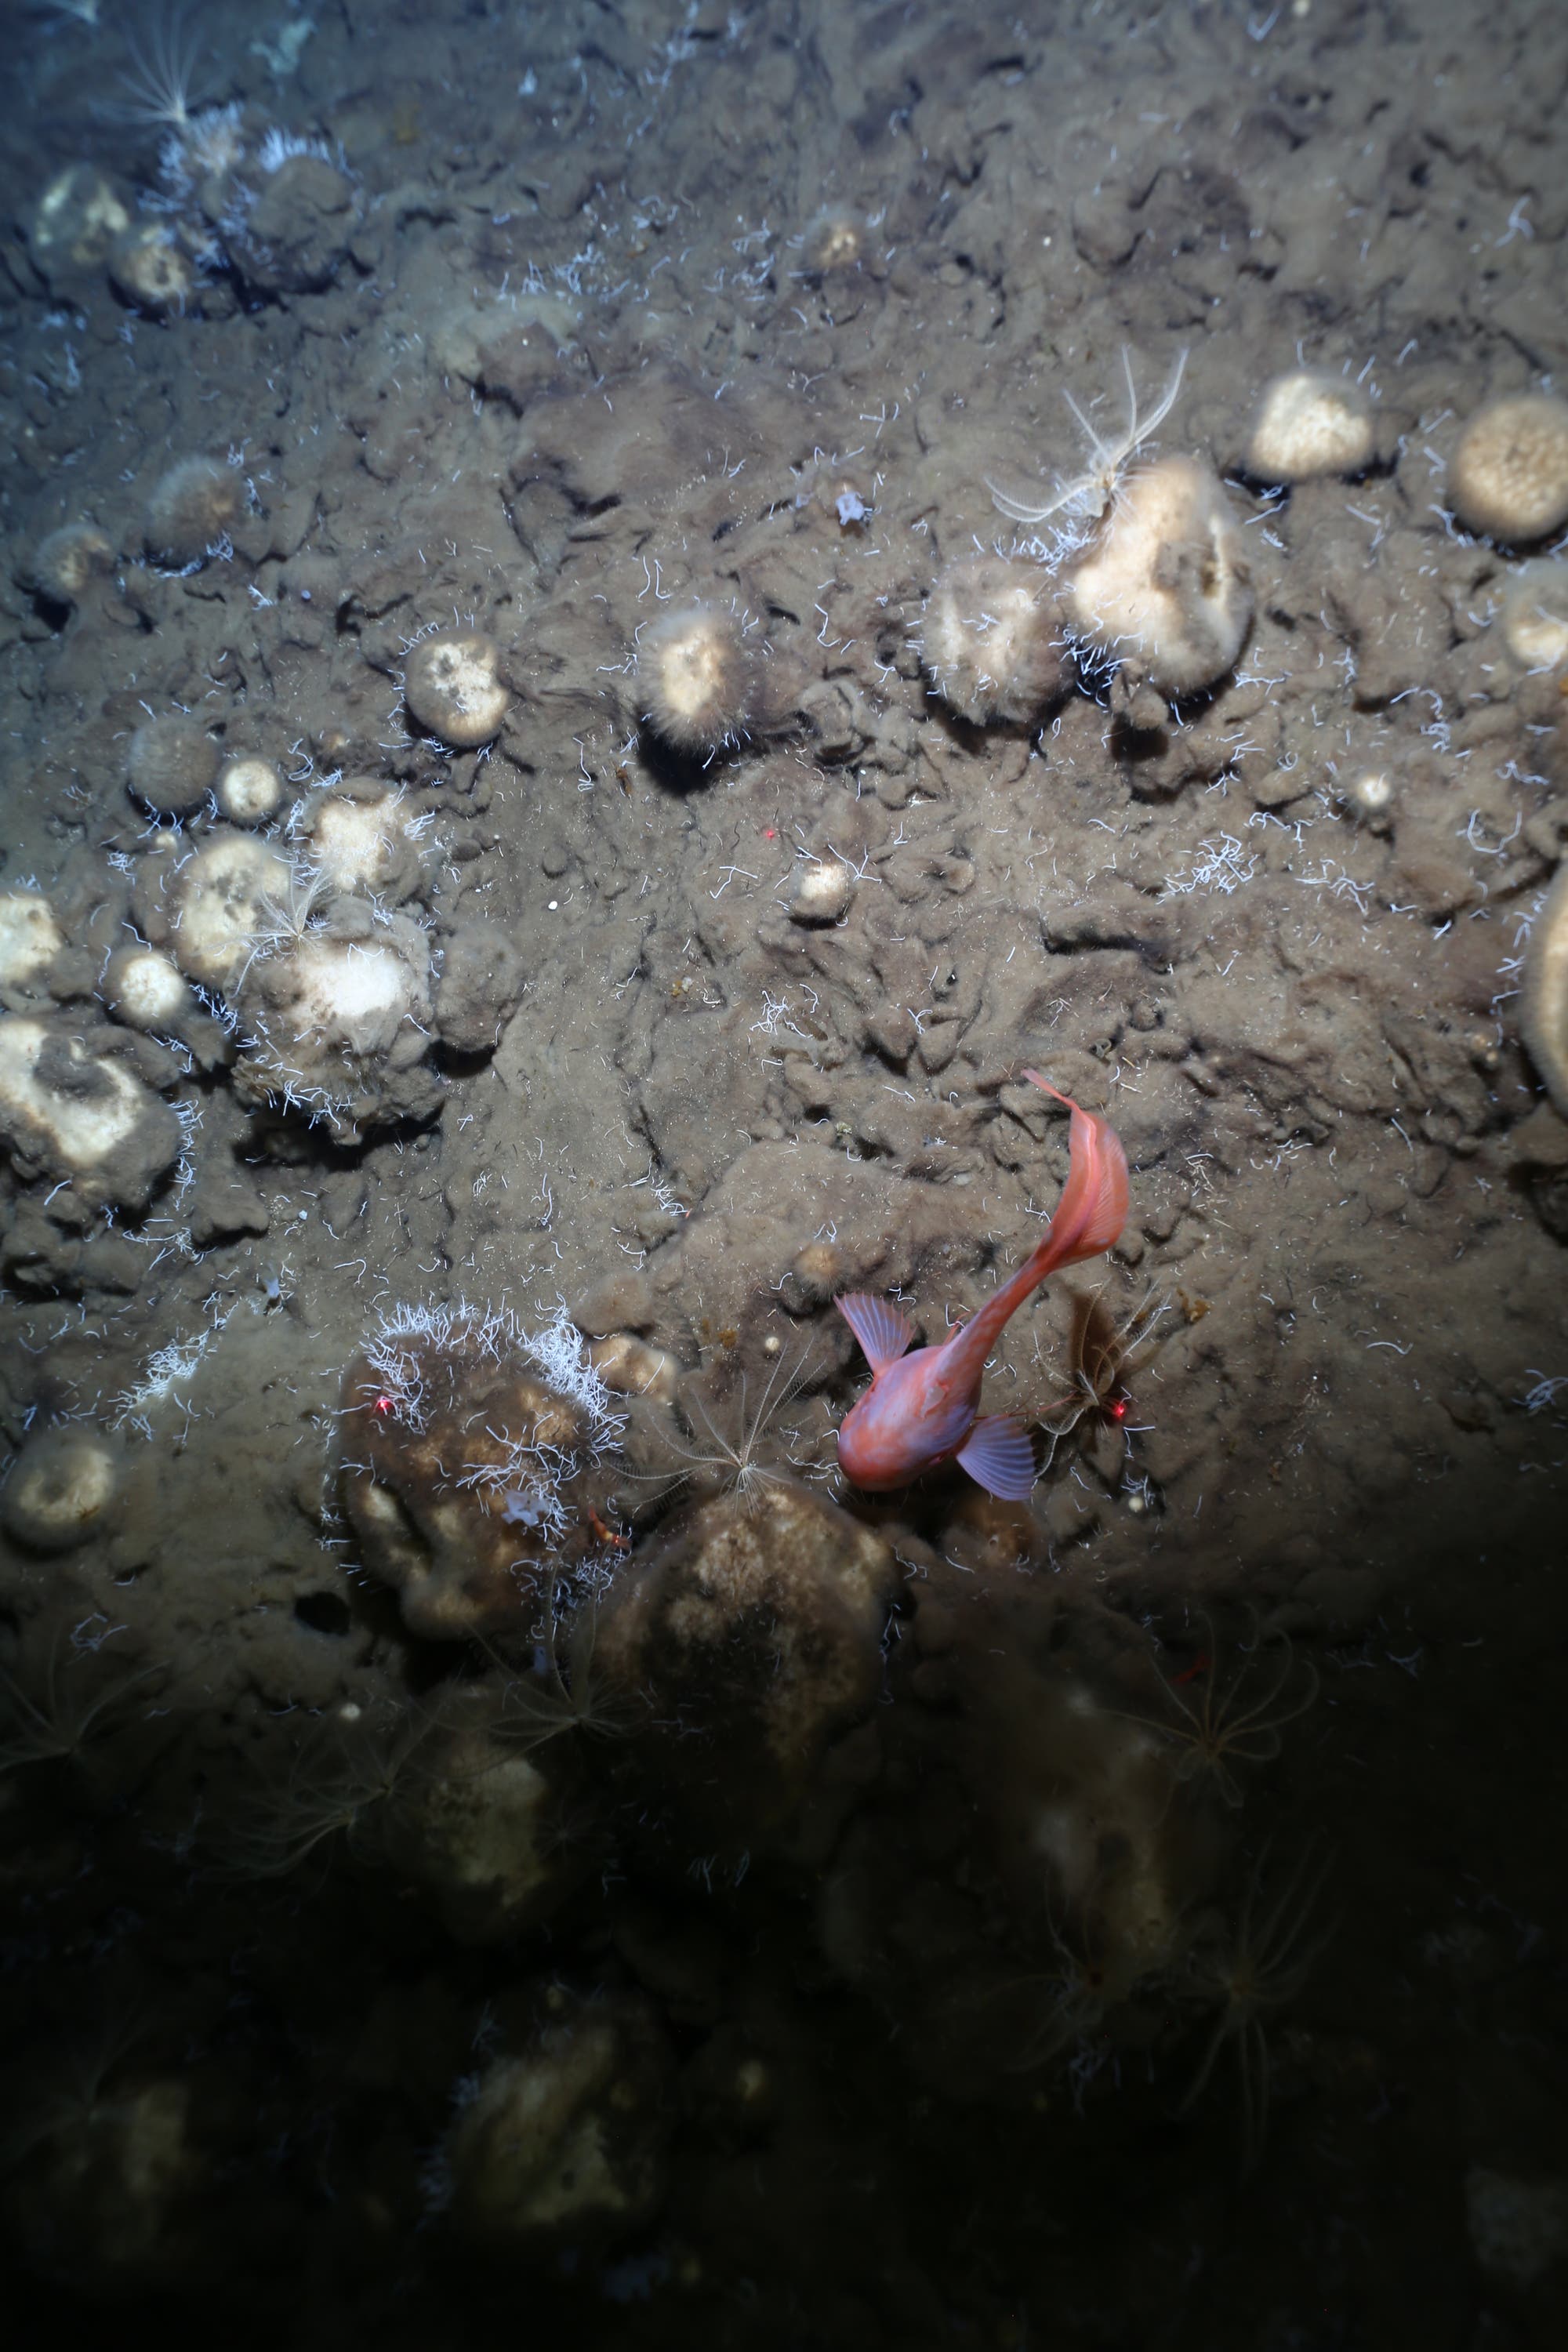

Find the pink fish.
[{"left": 835, "top": 1074, "right": 1130, "bottom": 1499}]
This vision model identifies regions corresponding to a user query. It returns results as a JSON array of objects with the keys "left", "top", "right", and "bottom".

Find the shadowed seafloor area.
[{"left": 1, "top": 0, "right": 1566, "bottom": 2344}]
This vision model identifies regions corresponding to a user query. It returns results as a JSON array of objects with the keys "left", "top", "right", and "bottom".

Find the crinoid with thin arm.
[
  {"left": 1004, "top": 1910, "right": 1117, "bottom": 2075},
  {"left": 935, "top": 1921, "right": 1109, "bottom": 2100},
  {"left": 989, "top": 345, "right": 1189, "bottom": 538},
  {"left": 631, "top": 1342, "right": 824, "bottom": 1517},
  {"left": 1036, "top": 1280, "right": 1172, "bottom": 1469},
  {"left": 223, "top": 861, "right": 338, "bottom": 1016},
  {"left": 218, "top": 1704, "right": 435, "bottom": 1879},
  {"left": 0, "top": 1628, "right": 165, "bottom": 1781},
  {"left": 233, "top": 855, "right": 334, "bottom": 985},
  {"left": 1123, "top": 1610, "right": 1319, "bottom": 1811},
  {"left": 0, "top": 1978, "right": 157, "bottom": 2171},
  {"left": 111, "top": 7, "right": 212, "bottom": 135},
  {"left": 489, "top": 1577, "right": 645, "bottom": 1752},
  {"left": 1178, "top": 1834, "right": 1337, "bottom": 2172}
]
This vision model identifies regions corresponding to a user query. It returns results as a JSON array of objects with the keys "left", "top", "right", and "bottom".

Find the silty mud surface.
[{"left": 0, "top": 2, "right": 1566, "bottom": 2344}]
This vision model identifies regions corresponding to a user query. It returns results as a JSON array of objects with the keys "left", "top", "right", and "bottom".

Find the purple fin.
[
  {"left": 837, "top": 1292, "right": 916, "bottom": 1372},
  {"left": 956, "top": 1415, "right": 1038, "bottom": 1501}
]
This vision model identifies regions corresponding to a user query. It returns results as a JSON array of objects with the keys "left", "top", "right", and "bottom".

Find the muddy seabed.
[{"left": 2, "top": 0, "right": 1566, "bottom": 2343}]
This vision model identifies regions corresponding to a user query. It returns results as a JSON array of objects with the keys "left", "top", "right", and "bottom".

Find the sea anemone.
[
  {"left": 1523, "top": 860, "right": 1568, "bottom": 1120},
  {"left": 29, "top": 522, "right": 114, "bottom": 608},
  {"left": 1500, "top": 559, "right": 1568, "bottom": 670},
  {"left": 212, "top": 755, "right": 283, "bottom": 826},
  {"left": 921, "top": 554, "right": 1067, "bottom": 724},
  {"left": 102, "top": 942, "right": 193, "bottom": 1035},
  {"left": 0, "top": 1429, "right": 122, "bottom": 1554},
  {"left": 143, "top": 457, "right": 240, "bottom": 568},
  {"left": 1246, "top": 368, "right": 1374, "bottom": 483},
  {"left": 0, "top": 891, "right": 65, "bottom": 997},
  {"left": 1450, "top": 393, "right": 1568, "bottom": 544},
  {"left": 404, "top": 630, "right": 510, "bottom": 748},
  {"left": 1065, "top": 455, "right": 1253, "bottom": 699},
  {"left": 126, "top": 714, "right": 220, "bottom": 820},
  {"left": 640, "top": 601, "right": 754, "bottom": 757},
  {"left": 108, "top": 223, "right": 196, "bottom": 312}
]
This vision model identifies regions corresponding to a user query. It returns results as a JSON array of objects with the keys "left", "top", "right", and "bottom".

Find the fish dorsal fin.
[
  {"left": 956, "top": 1414, "right": 1038, "bottom": 1500},
  {"left": 837, "top": 1293, "right": 916, "bottom": 1372}
]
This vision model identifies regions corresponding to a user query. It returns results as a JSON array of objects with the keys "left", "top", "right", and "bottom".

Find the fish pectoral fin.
[
  {"left": 956, "top": 1414, "right": 1039, "bottom": 1501},
  {"left": 836, "top": 1292, "right": 916, "bottom": 1372}
]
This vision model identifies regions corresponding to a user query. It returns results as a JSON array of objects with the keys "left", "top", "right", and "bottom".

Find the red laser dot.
[{"left": 373, "top": 1395, "right": 394, "bottom": 1417}]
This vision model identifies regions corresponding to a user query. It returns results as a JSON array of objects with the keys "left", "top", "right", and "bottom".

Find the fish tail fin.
[
  {"left": 1020, "top": 1073, "right": 1130, "bottom": 1271},
  {"left": 946, "top": 1079, "right": 1131, "bottom": 1370}
]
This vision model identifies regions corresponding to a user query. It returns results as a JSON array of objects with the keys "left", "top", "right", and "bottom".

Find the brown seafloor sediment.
[{"left": 1, "top": 2, "right": 1566, "bottom": 2346}]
